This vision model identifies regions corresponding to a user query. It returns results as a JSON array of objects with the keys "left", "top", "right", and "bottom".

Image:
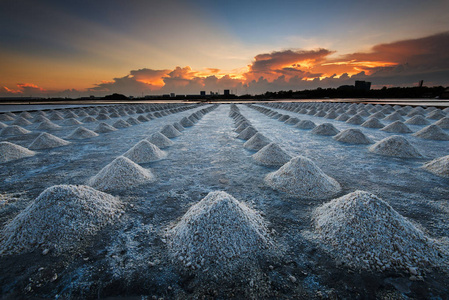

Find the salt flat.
[{"left": 0, "top": 102, "right": 448, "bottom": 299}]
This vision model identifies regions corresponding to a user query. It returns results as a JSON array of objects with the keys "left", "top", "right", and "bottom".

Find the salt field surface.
[{"left": 0, "top": 102, "right": 449, "bottom": 299}]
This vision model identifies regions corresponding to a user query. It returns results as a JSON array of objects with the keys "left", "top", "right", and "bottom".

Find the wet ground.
[{"left": 0, "top": 103, "right": 448, "bottom": 299}]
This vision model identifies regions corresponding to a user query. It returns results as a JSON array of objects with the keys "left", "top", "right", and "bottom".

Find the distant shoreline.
[{"left": 1, "top": 98, "right": 449, "bottom": 113}]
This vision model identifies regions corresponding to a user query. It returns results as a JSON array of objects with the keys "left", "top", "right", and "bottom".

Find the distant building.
[
  {"left": 200, "top": 91, "right": 206, "bottom": 96},
  {"left": 355, "top": 80, "right": 371, "bottom": 91},
  {"left": 170, "top": 93, "right": 175, "bottom": 97},
  {"left": 418, "top": 80, "right": 424, "bottom": 88},
  {"left": 224, "top": 89, "right": 230, "bottom": 96}
]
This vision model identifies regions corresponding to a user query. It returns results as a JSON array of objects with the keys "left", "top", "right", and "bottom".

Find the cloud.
[
  {"left": 0, "top": 83, "right": 47, "bottom": 97},
  {"left": 246, "top": 48, "right": 334, "bottom": 81},
  {"left": 2, "top": 32, "right": 449, "bottom": 98}
]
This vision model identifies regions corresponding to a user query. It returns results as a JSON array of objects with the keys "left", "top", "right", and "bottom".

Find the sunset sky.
[{"left": 1, "top": 0, "right": 449, "bottom": 97}]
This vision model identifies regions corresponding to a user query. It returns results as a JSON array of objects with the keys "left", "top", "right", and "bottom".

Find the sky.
[{"left": 1, "top": 0, "right": 449, "bottom": 97}]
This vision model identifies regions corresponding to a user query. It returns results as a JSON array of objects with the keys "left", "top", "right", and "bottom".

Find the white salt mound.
[
  {"left": 422, "top": 155, "right": 449, "bottom": 178},
  {"left": 0, "top": 142, "right": 35, "bottom": 163},
  {"left": 243, "top": 133, "right": 271, "bottom": 151},
  {"left": 167, "top": 191, "right": 273, "bottom": 270},
  {"left": 66, "top": 127, "right": 99, "bottom": 139},
  {"left": 334, "top": 129, "right": 373, "bottom": 144},
  {"left": 160, "top": 124, "right": 182, "bottom": 138},
  {"left": 295, "top": 120, "right": 316, "bottom": 129},
  {"left": 405, "top": 115, "right": 430, "bottom": 125},
  {"left": 312, "top": 190, "right": 444, "bottom": 274},
  {"left": 0, "top": 122, "right": 6, "bottom": 129},
  {"left": 12, "top": 117, "right": 32, "bottom": 126},
  {"left": 173, "top": 122, "right": 184, "bottom": 132},
  {"left": 113, "top": 119, "right": 131, "bottom": 128},
  {"left": 434, "top": 117, "right": 449, "bottom": 129},
  {"left": 0, "top": 125, "right": 31, "bottom": 136},
  {"left": 63, "top": 118, "right": 83, "bottom": 126},
  {"left": 147, "top": 132, "right": 174, "bottom": 148},
  {"left": 312, "top": 123, "right": 340, "bottom": 136},
  {"left": 413, "top": 125, "right": 449, "bottom": 141},
  {"left": 361, "top": 117, "right": 384, "bottom": 128},
  {"left": 252, "top": 143, "right": 292, "bottom": 167},
  {"left": 0, "top": 185, "right": 122, "bottom": 255},
  {"left": 381, "top": 121, "right": 412, "bottom": 133},
  {"left": 265, "top": 156, "right": 341, "bottom": 199},
  {"left": 123, "top": 140, "right": 166, "bottom": 163},
  {"left": 95, "top": 122, "right": 118, "bottom": 133},
  {"left": 369, "top": 135, "right": 422, "bottom": 158},
  {"left": 237, "top": 126, "right": 258, "bottom": 140},
  {"left": 88, "top": 156, "right": 155, "bottom": 192},
  {"left": 180, "top": 117, "right": 194, "bottom": 127},
  {"left": 36, "top": 120, "right": 61, "bottom": 130},
  {"left": 29, "top": 132, "right": 70, "bottom": 150},
  {"left": 346, "top": 115, "right": 365, "bottom": 125}
]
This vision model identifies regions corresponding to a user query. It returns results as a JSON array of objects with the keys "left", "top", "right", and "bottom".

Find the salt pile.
[
  {"left": 167, "top": 191, "right": 273, "bottom": 271},
  {"left": 369, "top": 136, "right": 422, "bottom": 158},
  {"left": 413, "top": 124, "right": 449, "bottom": 140},
  {"left": 36, "top": 120, "right": 62, "bottom": 130},
  {"left": 0, "top": 122, "right": 7, "bottom": 129},
  {"left": 314, "top": 111, "right": 326, "bottom": 117},
  {"left": 312, "top": 123, "right": 340, "bottom": 136},
  {"left": 28, "top": 133, "right": 70, "bottom": 150},
  {"left": 66, "top": 127, "right": 99, "bottom": 139},
  {"left": 173, "top": 122, "right": 184, "bottom": 132},
  {"left": 405, "top": 115, "right": 430, "bottom": 125},
  {"left": 0, "top": 185, "right": 122, "bottom": 255},
  {"left": 95, "top": 122, "right": 118, "bottom": 133},
  {"left": 49, "top": 112, "right": 64, "bottom": 121},
  {"left": 312, "top": 191, "right": 444, "bottom": 274},
  {"left": 335, "top": 113, "right": 350, "bottom": 121},
  {"left": 235, "top": 122, "right": 250, "bottom": 133},
  {"left": 427, "top": 110, "right": 446, "bottom": 120},
  {"left": 0, "top": 142, "right": 35, "bottom": 163},
  {"left": 434, "top": 117, "right": 449, "bottom": 129},
  {"left": 82, "top": 116, "right": 98, "bottom": 123},
  {"left": 381, "top": 121, "right": 413, "bottom": 133},
  {"left": 88, "top": 156, "right": 155, "bottom": 192},
  {"left": 113, "top": 119, "right": 131, "bottom": 128},
  {"left": 97, "top": 113, "right": 110, "bottom": 120},
  {"left": 265, "top": 156, "right": 341, "bottom": 199},
  {"left": 123, "top": 140, "right": 166, "bottom": 163},
  {"left": 127, "top": 117, "right": 141, "bottom": 125},
  {"left": 361, "top": 117, "right": 384, "bottom": 128},
  {"left": 0, "top": 125, "right": 31, "bottom": 136},
  {"left": 160, "top": 124, "right": 182, "bottom": 138},
  {"left": 252, "top": 143, "right": 292, "bottom": 167},
  {"left": 237, "top": 126, "right": 258, "bottom": 140},
  {"left": 63, "top": 118, "right": 83, "bottom": 126},
  {"left": 180, "top": 117, "right": 194, "bottom": 127},
  {"left": 422, "top": 155, "right": 449, "bottom": 178},
  {"left": 147, "top": 132, "right": 174, "bottom": 148},
  {"left": 0, "top": 114, "right": 14, "bottom": 121},
  {"left": 12, "top": 117, "right": 32, "bottom": 126},
  {"left": 137, "top": 115, "right": 150, "bottom": 122},
  {"left": 32, "top": 116, "right": 50, "bottom": 124},
  {"left": 279, "top": 115, "right": 290, "bottom": 122},
  {"left": 243, "top": 133, "right": 271, "bottom": 151},
  {"left": 295, "top": 120, "right": 316, "bottom": 129},
  {"left": 346, "top": 114, "right": 365, "bottom": 125},
  {"left": 324, "top": 111, "right": 338, "bottom": 119},
  {"left": 285, "top": 117, "right": 300, "bottom": 125},
  {"left": 384, "top": 112, "right": 405, "bottom": 122},
  {"left": 334, "top": 129, "right": 373, "bottom": 144},
  {"left": 19, "top": 111, "right": 32, "bottom": 119}
]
